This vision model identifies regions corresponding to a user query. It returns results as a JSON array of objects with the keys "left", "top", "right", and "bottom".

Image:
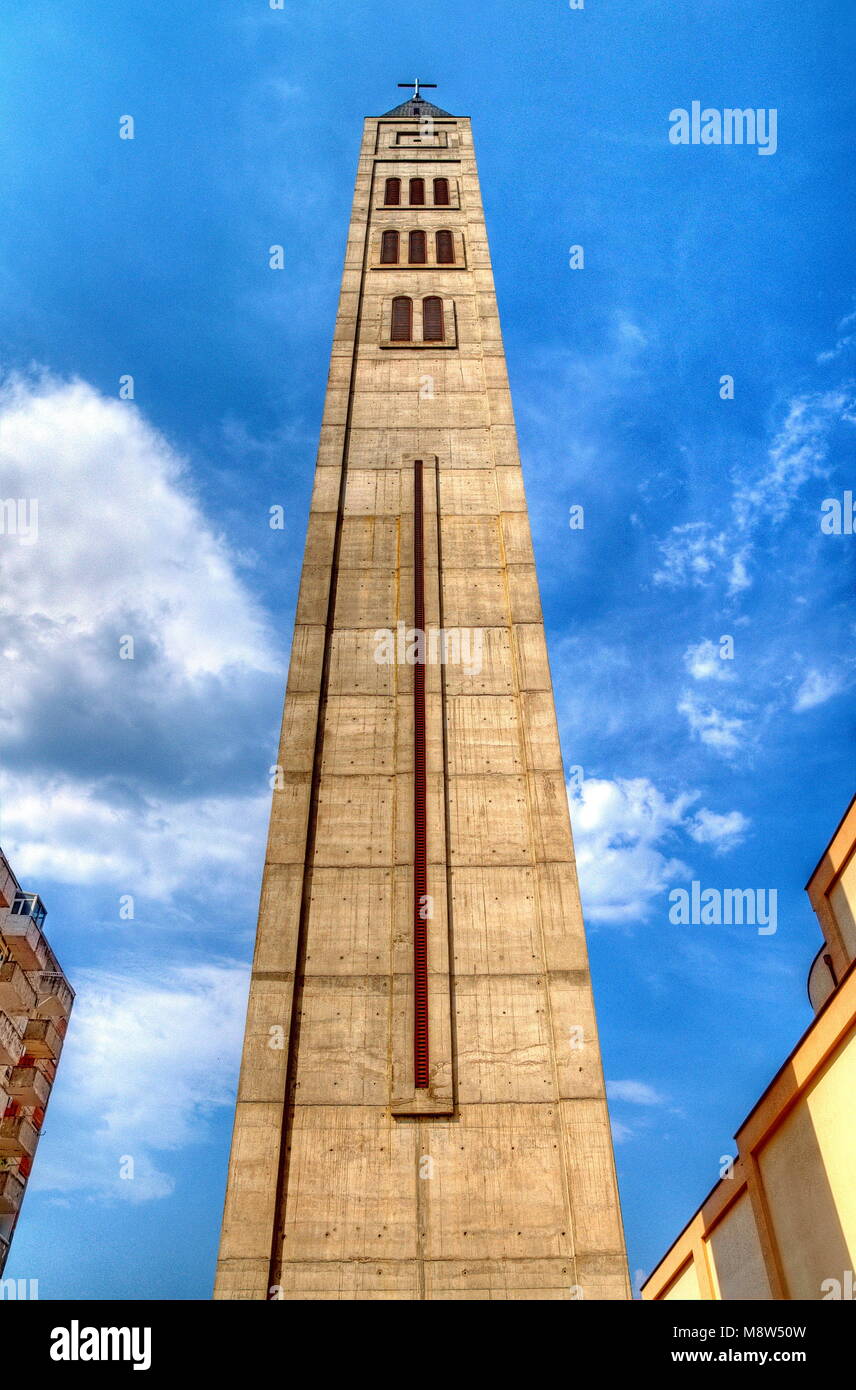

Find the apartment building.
[{"left": 0, "top": 845, "right": 73, "bottom": 1275}]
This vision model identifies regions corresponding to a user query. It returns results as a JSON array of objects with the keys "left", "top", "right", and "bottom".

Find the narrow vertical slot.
[{"left": 413, "top": 458, "right": 429, "bottom": 1087}]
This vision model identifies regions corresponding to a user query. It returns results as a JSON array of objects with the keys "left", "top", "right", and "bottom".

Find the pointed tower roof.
[{"left": 381, "top": 96, "right": 454, "bottom": 119}]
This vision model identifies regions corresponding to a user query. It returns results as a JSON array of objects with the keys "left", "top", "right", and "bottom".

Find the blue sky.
[{"left": 0, "top": 0, "right": 853, "bottom": 1299}]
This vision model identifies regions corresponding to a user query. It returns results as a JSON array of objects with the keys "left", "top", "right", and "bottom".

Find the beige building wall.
[
  {"left": 214, "top": 98, "right": 629, "bottom": 1302},
  {"left": 825, "top": 848, "right": 856, "bottom": 963},
  {"left": 759, "top": 1029, "right": 856, "bottom": 1300},
  {"left": 644, "top": 796, "right": 856, "bottom": 1302},
  {"left": 807, "top": 795, "right": 856, "bottom": 988},
  {"left": 707, "top": 1193, "right": 771, "bottom": 1301},
  {"left": 661, "top": 1259, "right": 702, "bottom": 1301}
]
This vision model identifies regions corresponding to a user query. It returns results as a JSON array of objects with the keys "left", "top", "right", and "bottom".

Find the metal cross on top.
[{"left": 398, "top": 80, "right": 437, "bottom": 101}]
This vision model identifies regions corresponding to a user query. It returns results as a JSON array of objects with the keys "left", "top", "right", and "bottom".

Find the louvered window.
[
  {"left": 422, "top": 297, "right": 444, "bottom": 342},
  {"left": 385, "top": 178, "right": 401, "bottom": 205},
  {"left": 409, "top": 178, "right": 425, "bottom": 206},
  {"left": 436, "top": 230, "right": 455, "bottom": 265},
  {"left": 381, "top": 230, "right": 399, "bottom": 264},
  {"left": 408, "top": 230, "right": 427, "bottom": 264},
  {"left": 433, "top": 178, "right": 450, "bottom": 206},
  {"left": 391, "top": 297, "right": 413, "bottom": 342}
]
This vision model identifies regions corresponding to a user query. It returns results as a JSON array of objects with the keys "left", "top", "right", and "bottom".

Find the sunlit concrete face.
[{"left": 214, "top": 97, "right": 629, "bottom": 1302}]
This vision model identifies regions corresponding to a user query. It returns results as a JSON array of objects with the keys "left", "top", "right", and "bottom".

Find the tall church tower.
[{"left": 215, "top": 88, "right": 629, "bottom": 1302}]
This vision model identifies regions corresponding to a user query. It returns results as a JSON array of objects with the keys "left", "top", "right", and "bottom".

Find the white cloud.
[
  {"left": 607, "top": 1080, "right": 666, "bottom": 1106},
  {"left": 0, "top": 370, "right": 280, "bottom": 900},
  {"left": 0, "top": 372, "right": 280, "bottom": 1201},
  {"left": 653, "top": 385, "right": 854, "bottom": 595},
  {"left": 733, "top": 388, "right": 855, "bottom": 530},
  {"left": 570, "top": 777, "right": 693, "bottom": 924},
  {"left": 615, "top": 316, "right": 648, "bottom": 350},
  {"left": 653, "top": 523, "right": 728, "bottom": 588},
  {"left": 30, "top": 963, "right": 248, "bottom": 1202},
  {"left": 817, "top": 336, "right": 855, "bottom": 366},
  {"left": 608, "top": 1079, "right": 668, "bottom": 1144},
  {"left": 678, "top": 692, "right": 746, "bottom": 757},
  {"left": 793, "top": 668, "right": 844, "bottom": 712},
  {"left": 688, "top": 808, "right": 750, "bottom": 854},
  {"left": 683, "top": 639, "right": 734, "bottom": 682},
  {"left": 728, "top": 549, "right": 752, "bottom": 595},
  {"left": 570, "top": 776, "right": 749, "bottom": 924},
  {"left": 0, "top": 771, "right": 269, "bottom": 901},
  {"left": 610, "top": 1119, "right": 634, "bottom": 1145},
  {"left": 0, "top": 371, "right": 276, "bottom": 679},
  {"left": 817, "top": 309, "right": 856, "bottom": 364}
]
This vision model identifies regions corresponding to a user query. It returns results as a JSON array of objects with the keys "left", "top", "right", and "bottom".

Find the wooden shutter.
[
  {"left": 409, "top": 178, "right": 425, "bottom": 205},
  {"left": 391, "top": 297, "right": 412, "bottom": 342},
  {"left": 422, "top": 297, "right": 444, "bottom": 342},
  {"left": 436, "top": 230, "right": 455, "bottom": 264},
  {"left": 433, "top": 178, "right": 450, "bottom": 206},
  {"left": 408, "top": 230, "right": 427, "bottom": 264},
  {"left": 385, "top": 178, "right": 401, "bottom": 205},
  {"left": 381, "top": 230, "right": 399, "bottom": 264}
]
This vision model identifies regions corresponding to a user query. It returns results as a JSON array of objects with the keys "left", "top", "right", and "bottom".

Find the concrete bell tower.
[{"left": 215, "top": 87, "right": 630, "bottom": 1302}]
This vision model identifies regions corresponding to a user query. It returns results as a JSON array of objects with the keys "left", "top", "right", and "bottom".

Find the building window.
[
  {"left": 435, "top": 230, "right": 455, "bottom": 265},
  {"left": 385, "top": 177, "right": 401, "bottom": 205},
  {"left": 408, "top": 230, "right": 427, "bottom": 265},
  {"left": 11, "top": 892, "right": 47, "bottom": 928},
  {"left": 422, "top": 297, "right": 444, "bottom": 342},
  {"left": 409, "top": 177, "right": 425, "bottom": 206},
  {"left": 380, "top": 230, "right": 399, "bottom": 264},
  {"left": 391, "top": 296, "right": 413, "bottom": 342},
  {"left": 433, "top": 178, "right": 450, "bottom": 206}
]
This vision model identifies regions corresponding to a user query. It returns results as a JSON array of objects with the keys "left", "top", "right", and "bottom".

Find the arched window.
[
  {"left": 409, "top": 178, "right": 425, "bottom": 206},
  {"left": 408, "top": 230, "right": 427, "bottom": 264},
  {"left": 435, "top": 230, "right": 455, "bottom": 265},
  {"left": 391, "top": 296, "right": 413, "bottom": 342},
  {"left": 380, "top": 230, "right": 399, "bottom": 264},
  {"left": 422, "top": 296, "right": 444, "bottom": 342},
  {"left": 433, "top": 178, "right": 450, "bottom": 206},
  {"left": 385, "top": 177, "right": 401, "bottom": 205}
]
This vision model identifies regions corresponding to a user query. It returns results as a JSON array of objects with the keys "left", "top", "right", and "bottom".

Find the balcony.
[
  {"left": 7, "top": 1066, "right": 51, "bottom": 1108},
  {"left": 2, "top": 899, "right": 48, "bottom": 972},
  {"left": 11, "top": 892, "right": 46, "bottom": 929},
  {"left": 0, "top": 961, "right": 38, "bottom": 1015},
  {"left": 0, "top": 1170, "right": 25, "bottom": 1215},
  {"left": 22, "top": 1017, "right": 63, "bottom": 1061},
  {"left": 0, "top": 1116, "right": 38, "bottom": 1159},
  {"left": 0, "top": 1010, "right": 24, "bottom": 1068},
  {"left": 35, "top": 970, "right": 74, "bottom": 1019}
]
